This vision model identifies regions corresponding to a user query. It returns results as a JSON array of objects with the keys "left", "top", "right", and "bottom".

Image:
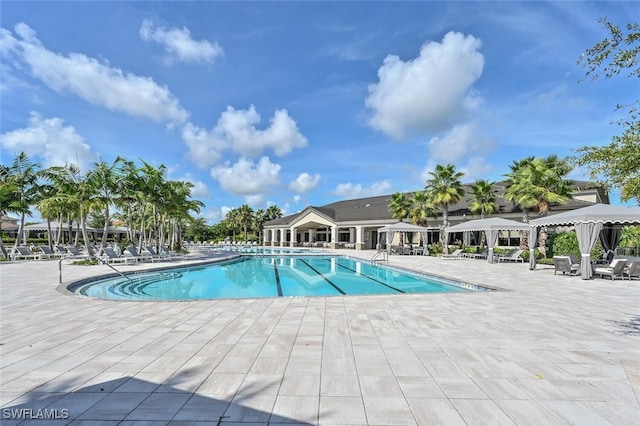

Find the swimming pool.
[{"left": 70, "top": 255, "right": 489, "bottom": 301}]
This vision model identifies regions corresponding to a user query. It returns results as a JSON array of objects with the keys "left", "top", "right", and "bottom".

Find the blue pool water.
[{"left": 72, "top": 256, "right": 487, "bottom": 301}]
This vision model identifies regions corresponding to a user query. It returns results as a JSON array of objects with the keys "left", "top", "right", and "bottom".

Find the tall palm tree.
[
  {"left": 253, "top": 208, "right": 267, "bottom": 244},
  {"left": 237, "top": 204, "right": 254, "bottom": 242},
  {"left": 504, "top": 155, "right": 572, "bottom": 250},
  {"left": 44, "top": 163, "right": 96, "bottom": 256},
  {"left": 425, "top": 164, "right": 465, "bottom": 251},
  {"left": 5, "top": 153, "right": 42, "bottom": 249},
  {"left": 468, "top": 180, "right": 499, "bottom": 219},
  {"left": 504, "top": 157, "right": 537, "bottom": 223},
  {"left": 408, "top": 191, "right": 436, "bottom": 226},
  {"left": 0, "top": 164, "right": 16, "bottom": 257},
  {"left": 86, "top": 157, "right": 125, "bottom": 248},
  {"left": 388, "top": 192, "right": 410, "bottom": 222},
  {"left": 265, "top": 205, "right": 283, "bottom": 221},
  {"left": 225, "top": 208, "right": 241, "bottom": 242}
]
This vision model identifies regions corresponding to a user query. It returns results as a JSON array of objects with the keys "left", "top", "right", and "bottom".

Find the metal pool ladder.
[{"left": 371, "top": 249, "right": 388, "bottom": 264}]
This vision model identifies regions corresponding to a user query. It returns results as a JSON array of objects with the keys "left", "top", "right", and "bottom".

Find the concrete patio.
[{"left": 1, "top": 250, "right": 639, "bottom": 425}]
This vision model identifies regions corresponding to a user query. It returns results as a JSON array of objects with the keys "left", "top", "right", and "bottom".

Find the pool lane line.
[
  {"left": 300, "top": 259, "right": 346, "bottom": 295},
  {"left": 272, "top": 263, "right": 284, "bottom": 297},
  {"left": 326, "top": 258, "right": 405, "bottom": 294}
]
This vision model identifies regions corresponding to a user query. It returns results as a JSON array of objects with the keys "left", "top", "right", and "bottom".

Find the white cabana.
[
  {"left": 445, "top": 217, "right": 532, "bottom": 264},
  {"left": 529, "top": 204, "right": 640, "bottom": 279},
  {"left": 377, "top": 222, "right": 430, "bottom": 254}
]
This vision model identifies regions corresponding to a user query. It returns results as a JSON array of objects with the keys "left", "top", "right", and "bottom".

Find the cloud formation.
[
  {"left": 333, "top": 180, "right": 392, "bottom": 198},
  {"left": 0, "top": 112, "right": 98, "bottom": 170},
  {"left": 182, "top": 105, "right": 308, "bottom": 168},
  {"left": 211, "top": 156, "right": 281, "bottom": 196},
  {"left": 1, "top": 23, "right": 188, "bottom": 125},
  {"left": 366, "top": 31, "right": 484, "bottom": 139},
  {"left": 427, "top": 122, "right": 494, "bottom": 164},
  {"left": 140, "top": 20, "right": 224, "bottom": 64},
  {"left": 289, "top": 172, "right": 321, "bottom": 194}
]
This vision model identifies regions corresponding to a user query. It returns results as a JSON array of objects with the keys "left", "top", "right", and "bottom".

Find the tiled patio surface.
[{"left": 1, "top": 250, "right": 639, "bottom": 425}]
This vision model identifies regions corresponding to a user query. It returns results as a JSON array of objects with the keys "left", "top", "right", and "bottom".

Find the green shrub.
[{"left": 549, "top": 232, "right": 603, "bottom": 260}]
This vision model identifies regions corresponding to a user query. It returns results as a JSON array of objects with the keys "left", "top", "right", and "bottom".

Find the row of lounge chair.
[{"left": 437, "top": 248, "right": 523, "bottom": 262}]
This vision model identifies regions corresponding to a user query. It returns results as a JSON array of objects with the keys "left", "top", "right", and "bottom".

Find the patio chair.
[
  {"left": 594, "top": 259, "right": 627, "bottom": 280},
  {"left": 466, "top": 248, "right": 488, "bottom": 259},
  {"left": 622, "top": 261, "right": 640, "bottom": 280},
  {"left": 124, "top": 246, "right": 154, "bottom": 262},
  {"left": 438, "top": 249, "right": 464, "bottom": 259},
  {"left": 34, "top": 245, "right": 63, "bottom": 260},
  {"left": 143, "top": 245, "right": 169, "bottom": 261},
  {"left": 497, "top": 249, "right": 524, "bottom": 263},
  {"left": 10, "top": 246, "right": 42, "bottom": 261},
  {"left": 100, "top": 247, "right": 138, "bottom": 265},
  {"left": 553, "top": 256, "right": 579, "bottom": 276}
]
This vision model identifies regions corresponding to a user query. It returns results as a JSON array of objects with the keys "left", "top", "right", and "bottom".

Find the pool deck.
[{"left": 1, "top": 250, "right": 639, "bottom": 425}]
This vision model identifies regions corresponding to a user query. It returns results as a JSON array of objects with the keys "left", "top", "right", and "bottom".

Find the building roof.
[{"left": 265, "top": 180, "right": 607, "bottom": 227}]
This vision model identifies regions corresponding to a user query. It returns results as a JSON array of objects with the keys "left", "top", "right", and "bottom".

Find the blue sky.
[{"left": 1, "top": 1, "right": 637, "bottom": 223}]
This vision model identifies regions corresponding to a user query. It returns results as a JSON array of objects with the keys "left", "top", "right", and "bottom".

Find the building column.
[
  {"left": 330, "top": 226, "right": 338, "bottom": 249},
  {"left": 263, "top": 230, "right": 270, "bottom": 246},
  {"left": 279, "top": 229, "right": 285, "bottom": 247},
  {"left": 355, "top": 226, "right": 365, "bottom": 250},
  {"left": 290, "top": 227, "right": 297, "bottom": 247}
]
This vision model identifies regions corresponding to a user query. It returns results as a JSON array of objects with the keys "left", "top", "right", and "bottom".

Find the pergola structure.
[
  {"left": 529, "top": 204, "right": 640, "bottom": 279},
  {"left": 445, "top": 217, "right": 533, "bottom": 263}
]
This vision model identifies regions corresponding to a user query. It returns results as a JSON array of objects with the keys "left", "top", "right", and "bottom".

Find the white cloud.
[
  {"left": 245, "top": 194, "right": 266, "bottom": 207},
  {"left": 211, "top": 156, "right": 281, "bottom": 196},
  {"left": 459, "top": 156, "right": 493, "bottom": 181},
  {"left": 0, "top": 112, "right": 98, "bottom": 170},
  {"left": 179, "top": 173, "right": 211, "bottom": 198},
  {"left": 333, "top": 180, "right": 392, "bottom": 198},
  {"left": 218, "top": 106, "right": 308, "bottom": 157},
  {"left": 182, "top": 105, "right": 308, "bottom": 168},
  {"left": 140, "top": 19, "right": 223, "bottom": 64},
  {"left": 289, "top": 172, "right": 321, "bottom": 193},
  {"left": 366, "top": 31, "right": 484, "bottom": 139},
  {"left": 427, "top": 122, "right": 495, "bottom": 164},
  {"left": 181, "top": 122, "right": 228, "bottom": 169},
  {"left": 1, "top": 23, "right": 188, "bottom": 125},
  {"left": 293, "top": 195, "right": 302, "bottom": 203}
]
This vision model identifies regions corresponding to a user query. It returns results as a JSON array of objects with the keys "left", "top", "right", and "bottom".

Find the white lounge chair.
[
  {"left": 124, "top": 246, "right": 154, "bottom": 263},
  {"left": 497, "top": 249, "right": 524, "bottom": 263},
  {"left": 438, "top": 249, "right": 464, "bottom": 259},
  {"left": 100, "top": 247, "right": 138, "bottom": 265},
  {"left": 34, "top": 245, "right": 63, "bottom": 260},
  {"left": 10, "top": 246, "right": 42, "bottom": 261},
  {"left": 594, "top": 259, "right": 627, "bottom": 280},
  {"left": 623, "top": 261, "right": 640, "bottom": 280}
]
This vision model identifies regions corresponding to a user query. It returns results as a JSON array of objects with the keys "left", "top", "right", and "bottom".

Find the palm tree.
[
  {"left": 265, "top": 205, "right": 283, "bottom": 221},
  {"left": 408, "top": 190, "right": 436, "bottom": 247},
  {"left": 237, "top": 204, "right": 254, "bottom": 242},
  {"left": 5, "top": 153, "right": 42, "bottom": 249},
  {"left": 86, "top": 157, "right": 125, "bottom": 248},
  {"left": 504, "top": 155, "right": 573, "bottom": 251},
  {"left": 388, "top": 192, "right": 410, "bottom": 222},
  {"left": 0, "top": 164, "right": 16, "bottom": 257},
  {"left": 44, "top": 163, "right": 96, "bottom": 256},
  {"left": 225, "top": 208, "right": 241, "bottom": 242},
  {"left": 408, "top": 191, "right": 436, "bottom": 227},
  {"left": 253, "top": 208, "right": 267, "bottom": 244},
  {"left": 468, "top": 180, "right": 499, "bottom": 219},
  {"left": 425, "top": 164, "right": 465, "bottom": 251}
]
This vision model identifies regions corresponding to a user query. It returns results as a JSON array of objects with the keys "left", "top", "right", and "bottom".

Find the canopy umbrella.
[
  {"left": 445, "top": 217, "right": 532, "bottom": 264},
  {"left": 377, "top": 222, "right": 430, "bottom": 254},
  {"left": 529, "top": 204, "right": 640, "bottom": 279}
]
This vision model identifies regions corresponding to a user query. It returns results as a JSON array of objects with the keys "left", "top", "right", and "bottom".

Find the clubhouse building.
[{"left": 263, "top": 181, "right": 609, "bottom": 250}]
